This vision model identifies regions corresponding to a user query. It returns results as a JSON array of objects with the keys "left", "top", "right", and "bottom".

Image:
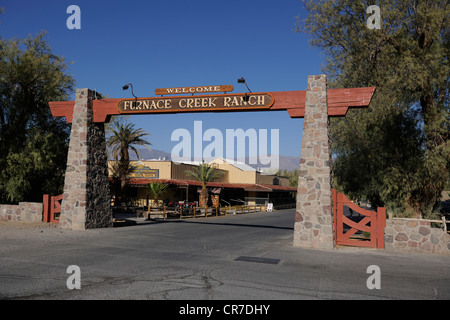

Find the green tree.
[
  {"left": 105, "top": 115, "right": 131, "bottom": 161},
  {"left": 107, "top": 119, "right": 152, "bottom": 199},
  {"left": 279, "top": 168, "right": 300, "bottom": 188},
  {"left": 0, "top": 32, "right": 74, "bottom": 203},
  {"left": 185, "top": 162, "right": 223, "bottom": 208},
  {"left": 298, "top": 0, "right": 450, "bottom": 218},
  {"left": 279, "top": 168, "right": 300, "bottom": 199},
  {"left": 146, "top": 182, "right": 168, "bottom": 207}
]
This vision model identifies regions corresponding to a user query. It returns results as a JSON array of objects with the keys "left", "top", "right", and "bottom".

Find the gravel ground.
[
  {"left": 0, "top": 221, "right": 60, "bottom": 238},
  {"left": 0, "top": 220, "right": 111, "bottom": 254}
]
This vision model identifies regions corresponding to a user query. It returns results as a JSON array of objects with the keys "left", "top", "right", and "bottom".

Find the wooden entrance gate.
[
  {"left": 47, "top": 75, "right": 377, "bottom": 250},
  {"left": 333, "top": 189, "right": 386, "bottom": 249}
]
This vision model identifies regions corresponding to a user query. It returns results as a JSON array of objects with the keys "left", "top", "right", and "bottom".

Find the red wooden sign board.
[
  {"left": 116, "top": 93, "right": 274, "bottom": 114},
  {"left": 154, "top": 85, "right": 234, "bottom": 95},
  {"left": 49, "top": 87, "right": 376, "bottom": 123}
]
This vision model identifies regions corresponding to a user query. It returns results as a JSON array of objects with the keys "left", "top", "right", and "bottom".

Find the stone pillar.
[
  {"left": 60, "top": 88, "right": 113, "bottom": 230},
  {"left": 293, "top": 75, "right": 334, "bottom": 249}
]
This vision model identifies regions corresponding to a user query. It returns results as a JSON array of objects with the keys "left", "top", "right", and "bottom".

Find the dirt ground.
[
  {"left": 0, "top": 220, "right": 59, "bottom": 234},
  {"left": 0, "top": 220, "right": 109, "bottom": 251}
]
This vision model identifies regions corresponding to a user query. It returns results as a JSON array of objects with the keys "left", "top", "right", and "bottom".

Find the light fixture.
[
  {"left": 237, "top": 77, "right": 252, "bottom": 102},
  {"left": 237, "top": 77, "right": 252, "bottom": 93},
  {"left": 122, "top": 83, "right": 138, "bottom": 98}
]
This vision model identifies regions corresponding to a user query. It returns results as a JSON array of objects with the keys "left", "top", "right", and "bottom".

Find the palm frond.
[{"left": 185, "top": 162, "right": 223, "bottom": 184}]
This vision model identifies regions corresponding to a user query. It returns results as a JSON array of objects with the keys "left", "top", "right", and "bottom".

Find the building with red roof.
[{"left": 108, "top": 158, "right": 297, "bottom": 208}]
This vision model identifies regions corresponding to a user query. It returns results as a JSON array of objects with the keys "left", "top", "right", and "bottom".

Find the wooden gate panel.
[
  {"left": 333, "top": 189, "right": 386, "bottom": 249},
  {"left": 51, "top": 194, "right": 63, "bottom": 223},
  {"left": 43, "top": 194, "right": 63, "bottom": 223}
]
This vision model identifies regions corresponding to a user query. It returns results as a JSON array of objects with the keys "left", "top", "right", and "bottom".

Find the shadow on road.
[
  {"left": 113, "top": 216, "right": 294, "bottom": 231},
  {"left": 152, "top": 219, "right": 294, "bottom": 230}
]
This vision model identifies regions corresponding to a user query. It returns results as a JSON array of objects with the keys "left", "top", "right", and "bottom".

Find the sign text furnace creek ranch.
[{"left": 116, "top": 93, "right": 274, "bottom": 114}]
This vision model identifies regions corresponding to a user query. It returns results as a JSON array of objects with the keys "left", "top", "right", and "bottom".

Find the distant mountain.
[
  {"left": 275, "top": 156, "right": 301, "bottom": 172},
  {"left": 239, "top": 155, "right": 301, "bottom": 172},
  {"left": 128, "top": 148, "right": 301, "bottom": 172}
]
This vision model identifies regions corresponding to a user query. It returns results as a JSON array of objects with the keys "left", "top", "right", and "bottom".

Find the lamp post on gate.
[
  {"left": 122, "top": 83, "right": 138, "bottom": 98},
  {"left": 123, "top": 83, "right": 138, "bottom": 107},
  {"left": 237, "top": 77, "right": 252, "bottom": 102}
]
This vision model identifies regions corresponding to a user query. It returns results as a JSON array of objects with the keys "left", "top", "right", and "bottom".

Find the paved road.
[{"left": 0, "top": 209, "right": 449, "bottom": 301}]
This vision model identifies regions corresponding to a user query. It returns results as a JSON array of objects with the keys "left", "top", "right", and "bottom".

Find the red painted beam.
[
  {"left": 48, "top": 101, "right": 76, "bottom": 123},
  {"left": 329, "top": 87, "right": 376, "bottom": 107},
  {"left": 48, "top": 87, "right": 376, "bottom": 123},
  {"left": 93, "top": 98, "right": 120, "bottom": 123},
  {"left": 271, "top": 87, "right": 376, "bottom": 118},
  {"left": 270, "top": 91, "right": 306, "bottom": 110}
]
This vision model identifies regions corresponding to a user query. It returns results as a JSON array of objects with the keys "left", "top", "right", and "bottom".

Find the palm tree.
[
  {"left": 107, "top": 119, "right": 152, "bottom": 201},
  {"left": 146, "top": 182, "right": 168, "bottom": 208},
  {"left": 185, "top": 162, "right": 223, "bottom": 208}
]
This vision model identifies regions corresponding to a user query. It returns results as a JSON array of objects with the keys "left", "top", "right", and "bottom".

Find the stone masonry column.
[
  {"left": 293, "top": 75, "right": 334, "bottom": 249},
  {"left": 60, "top": 88, "right": 113, "bottom": 230}
]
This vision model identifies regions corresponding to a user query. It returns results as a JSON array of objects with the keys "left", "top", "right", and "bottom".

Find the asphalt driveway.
[{"left": 0, "top": 209, "right": 449, "bottom": 301}]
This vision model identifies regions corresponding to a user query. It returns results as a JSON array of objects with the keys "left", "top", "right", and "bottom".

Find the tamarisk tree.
[
  {"left": 0, "top": 32, "right": 74, "bottom": 203},
  {"left": 298, "top": 0, "right": 449, "bottom": 218}
]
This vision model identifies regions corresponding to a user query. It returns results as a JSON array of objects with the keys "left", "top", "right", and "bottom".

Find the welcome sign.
[{"left": 154, "top": 85, "right": 234, "bottom": 95}]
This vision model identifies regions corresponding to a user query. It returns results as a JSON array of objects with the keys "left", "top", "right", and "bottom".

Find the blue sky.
[{"left": 0, "top": 0, "right": 325, "bottom": 159}]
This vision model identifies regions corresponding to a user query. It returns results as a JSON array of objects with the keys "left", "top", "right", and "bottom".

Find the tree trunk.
[{"left": 199, "top": 187, "right": 208, "bottom": 208}]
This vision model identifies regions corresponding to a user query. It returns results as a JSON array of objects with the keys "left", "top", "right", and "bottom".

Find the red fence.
[
  {"left": 43, "top": 194, "right": 63, "bottom": 223},
  {"left": 333, "top": 189, "right": 386, "bottom": 249}
]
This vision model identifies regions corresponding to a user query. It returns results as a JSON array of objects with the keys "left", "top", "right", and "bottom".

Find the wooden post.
[
  {"left": 163, "top": 206, "right": 166, "bottom": 220},
  {"left": 43, "top": 194, "right": 51, "bottom": 223},
  {"left": 148, "top": 205, "right": 151, "bottom": 220},
  {"left": 442, "top": 216, "right": 447, "bottom": 233},
  {"left": 332, "top": 189, "right": 338, "bottom": 245},
  {"left": 50, "top": 196, "right": 56, "bottom": 222},
  {"left": 376, "top": 207, "right": 386, "bottom": 249}
]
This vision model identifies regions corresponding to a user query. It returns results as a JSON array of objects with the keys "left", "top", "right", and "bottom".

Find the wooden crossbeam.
[{"left": 49, "top": 87, "right": 376, "bottom": 123}]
